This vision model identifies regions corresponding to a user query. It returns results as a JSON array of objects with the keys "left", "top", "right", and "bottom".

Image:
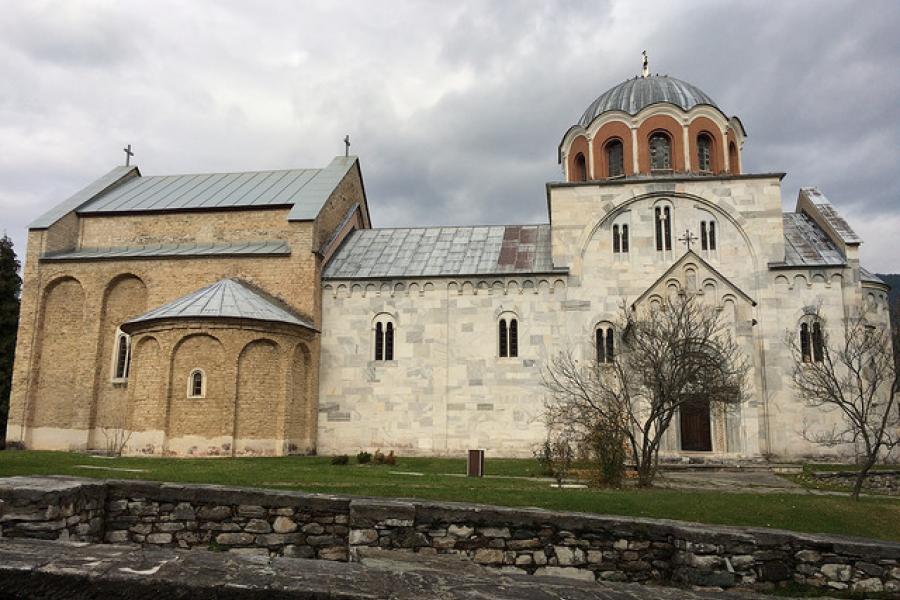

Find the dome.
[{"left": 578, "top": 75, "right": 719, "bottom": 127}]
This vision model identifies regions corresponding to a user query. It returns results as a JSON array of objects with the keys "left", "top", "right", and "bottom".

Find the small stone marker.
[{"left": 467, "top": 449, "right": 484, "bottom": 477}]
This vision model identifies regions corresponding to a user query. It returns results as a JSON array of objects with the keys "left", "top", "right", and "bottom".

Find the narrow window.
[
  {"left": 188, "top": 370, "right": 205, "bottom": 398},
  {"left": 649, "top": 132, "right": 671, "bottom": 171},
  {"left": 606, "top": 139, "right": 624, "bottom": 177},
  {"left": 499, "top": 319, "right": 508, "bottom": 358},
  {"left": 605, "top": 328, "right": 614, "bottom": 362},
  {"left": 621, "top": 224, "right": 629, "bottom": 253},
  {"left": 574, "top": 153, "right": 587, "bottom": 182},
  {"left": 708, "top": 222, "right": 716, "bottom": 250},
  {"left": 812, "top": 322, "right": 824, "bottom": 363},
  {"left": 509, "top": 319, "right": 518, "bottom": 358},
  {"left": 655, "top": 207, "right": 663, "bottom": 251},
  {"left": 800, "top": 323, "right": 811, "bottom": 363},
  {"left": 697, "top": 134, "right": 712, "bottom": 173},
  {"left": 596, "top": 329, "right": 605, "bottom": 363},
  {"left": 701, "top": 221, "right": 708, "bottom": 251},
  {"left": 613, "top": 224, "right": 621, "bottom": 253},
  {"left": 385, "top": 322, "right": 394, "bottom": 361},
  {"left": 375, "top": 322, "right": 384, "bottom": 361},
  {"left": 663, "top": 206, "right": 672, "bottom": 251},
  {"left": 114, "top": 333, "right": 130, "bottom": 380}
]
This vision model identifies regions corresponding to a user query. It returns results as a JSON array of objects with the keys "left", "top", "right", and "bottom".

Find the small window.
[
  {"left": 112, "top": 330, "right": 131, "bottom": 380},
  {"left": 649, "top": 132, "right": 671, "bottom": 171},
  {"left": 574, "top": 153, "right": 587, "bottom": 182},
  {"left": 188, "top": 369, "right": 205, "bottom": 398},
  {"left": 499, "top": 316, "right": 518, "bottom": 358},
  {"left": 595, "top": 325, "right": 614, "bottom": 364},
  {"left": 799, "top": 318, "right": 824, "bottom": 363},
  {"left": 700, "top": 220, "right": 717, "bottom": 251},
  {"left": 606, "top": 139, "right": 624, "bottom": 178},
  {"left": 613, "top": 224, "right": 620, "bottom": 253},
  {"left": 697, "top": 134, "right": 712, "bottom": 173},
  {"left": 612, "top": 223, "right": 629, "bottom": 255},
  {"left": 373, "top": 316, "right": 395, "bottom": 361},
  {"left": 654, "top": 206, "right": 672, "bottom": 252}
]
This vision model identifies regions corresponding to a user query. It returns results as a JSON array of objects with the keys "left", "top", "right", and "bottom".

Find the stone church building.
[{"left": 6, "top": 67, "right": 892, "bottom": 460}]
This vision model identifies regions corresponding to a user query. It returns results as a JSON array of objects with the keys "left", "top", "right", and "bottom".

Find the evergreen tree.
[{"left": 0, "top": 234, "right": 22, "bottom": 442}]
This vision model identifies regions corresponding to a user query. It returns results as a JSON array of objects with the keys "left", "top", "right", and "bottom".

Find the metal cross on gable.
[
  {"left": 678, "top": 228, "right": 698, "bottom": 251},
  {"left": 123, "top": 144, "right": 134, "bottom": 166},
  {"left": 344, "top": 134, "right": 350, "bottom": 157}
]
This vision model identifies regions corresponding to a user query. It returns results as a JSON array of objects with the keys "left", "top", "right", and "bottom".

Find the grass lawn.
[{"left": 1, "top": 450, "right": 899, "bottom": 542}]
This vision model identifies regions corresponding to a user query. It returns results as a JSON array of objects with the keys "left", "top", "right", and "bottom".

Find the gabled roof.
[
  {"left": 632, "top": 250, "right": 756, "bottom": 309},
  {"left": 796, "top": 187, "right": 861, "bottom": 245},
  {"left": 122, "top": 278, "right": 314, "bottom": 332},
  {"left": 779, "top": 212, "right": 845, "bottom": 267},
  {"left": 323, "top": 224, "right": 562, "bottom": 279},
  {"left": 31, "top": 157, "right": 358, "bottom": 230},
  {"left": 42, "top": 240, "right": 290, "bottom": 262}
]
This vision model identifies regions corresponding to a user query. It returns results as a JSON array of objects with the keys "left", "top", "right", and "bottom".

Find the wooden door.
[{"left": 680, "top": 398, "right": 712, "bottom": 452}]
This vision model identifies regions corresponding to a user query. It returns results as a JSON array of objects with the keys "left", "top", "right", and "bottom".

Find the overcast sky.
[{"left": 1, "top": 1, "right": 898, "bottom": 272}]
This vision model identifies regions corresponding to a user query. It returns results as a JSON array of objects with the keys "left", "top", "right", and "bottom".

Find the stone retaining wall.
[
  {"left": 1, "top": 476, "right": 898, "bottom": 596},
  {"left": 812, "top": 470, "right": 900, "bottom": 495}
]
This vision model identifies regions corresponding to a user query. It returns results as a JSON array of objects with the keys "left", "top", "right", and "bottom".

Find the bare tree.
[
  {"left": 789, "top": 306, "right": 899, "bottom": 500},
  {"left": 543, "top": 292, "right": 748, "bottom": 487}
]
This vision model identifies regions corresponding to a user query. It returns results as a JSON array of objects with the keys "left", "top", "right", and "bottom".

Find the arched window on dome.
[
  {"left": 574, "top": 153, "right": 587, "bottom": 182},
  {"left": 728, "top": 142, "right": 739, "bottom": 175},
  {"left": 697, "top": 133, "right": 713, "bottom": 174},
  {"left": 649, "top": 132, "right": 672, "bottom": 172},
  {"left": 606, "top": 139, "right": 624, "bottom": 178}
]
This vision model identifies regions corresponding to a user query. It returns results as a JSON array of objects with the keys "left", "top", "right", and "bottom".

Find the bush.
[
  {"left": 384, "top": 450, "right": 396, "bottom": 466},
  {"left": 356, "top": 451, "right": 372, "bottom": 464},
  {"left": 330, "top": 454, "right": 349, "bottom": 465},
  {"left": 588, "top": 419, "right": 627, "bottom": 488},
  {"left": 534, "top": 431, "right": 574, "bottom": 488},
  {"left": 373, "top": 449, "right": 385, "bottom": 465}
]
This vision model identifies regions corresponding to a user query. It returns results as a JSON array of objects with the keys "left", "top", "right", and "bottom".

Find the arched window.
[
  {"left": 799, "top": 317, "right": 824, "bottom": 363},
  {"left": 595, "top": 324, "right": 614, "bottom": 364},
  {"left": 621, "top": 224, "right": 629, "bottom": 253},
  {"left": 112, "top": 330, "right": 131, "bottom": 380},
  {"left": 574, "top": 153, "right": 587, "bottom": 182},
  {"left": 187, "top": 369, "right": 205, "bottom": 398},
  {"left": 649, "top": 132, "right": 671, "bottom": 171},
  {"left": 606, "top": 139, "right": 624, "bottom": 178},
  {"left": 612, "top": 225, "right": 620, "bottom": 253},
  {"left": 612, "top": 223, "right": 629, "bottom": 254},
  {"left": 697, "top": 134, "right": 712, "bottom": 173},
  {"left": 700, "top": 220, "right": 717, "bottom": 251},
  {"left": 373, "top": 315, "right": 395, "bottom": 361},
  {"left": 654, "top": 205, "right": 672, "bottom": 252},
  {"left": 499, "top": 316, "right": 518, "bottom": 358},
  {"left": 728, "top": 142, "right": 739, "bottom": 174}
]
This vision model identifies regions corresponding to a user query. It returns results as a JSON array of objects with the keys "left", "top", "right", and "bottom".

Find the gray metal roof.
[
  {"left": 579, "top": 75, "right": 718, "bottom": 127},
  {"left": 781, "top": 213, "right": 846, "bottom": 267},
  {"left": 860, "top": 267, "right": 886, "bottom": 286},
  {"left": 29, "top": 166, "right": 138, "bottom": 229},
  {"left": 123, "top": 278, "right": 313, "bottom": 331},
  {"left": 798, "top": 188, "right": 862, "bottom": 244},
  {"left": 323, "top": 225, "right": 559, "bottom": 279},
  {"left": 41, "top": 240, "right": 289, "bottom": 262},
  {"left": 287, "top": 156, "right": 357, "bottom": 221}
]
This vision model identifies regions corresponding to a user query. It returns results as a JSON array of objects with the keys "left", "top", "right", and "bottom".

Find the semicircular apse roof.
[{"left": 579, "top": 75, "right": 719, "bottom": 127}]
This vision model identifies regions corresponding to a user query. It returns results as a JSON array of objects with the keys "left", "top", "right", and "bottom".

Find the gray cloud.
[{"left": 0, "top": 0, "right": 898, "bottom": 272}]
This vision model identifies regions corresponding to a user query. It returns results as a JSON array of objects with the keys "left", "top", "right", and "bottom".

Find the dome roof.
[{"left": 578, "top": 75, "right": 718, "bottom": 127}]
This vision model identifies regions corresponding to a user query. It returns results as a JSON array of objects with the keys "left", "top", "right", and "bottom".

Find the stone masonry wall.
[{"left": 1, "top": 477, "right": 898, "bottom": 596}]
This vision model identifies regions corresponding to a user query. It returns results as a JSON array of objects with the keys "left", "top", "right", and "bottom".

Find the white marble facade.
[{"left": 317, "top": 74, "right": 892, "bottom": 460}]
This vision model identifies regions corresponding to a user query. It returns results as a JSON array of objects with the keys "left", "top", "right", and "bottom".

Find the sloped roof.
[
  {"left": 31, "top": 157, "right": 357, "bottom": 230},
  {"left": 781, "top": 213, "right": 846, "bottom": 267},
  {"left": 632, "top": 250, "right": 756, "bottom": 309},
  {"left": 323, "top": 225, "right": 561, "bottom": 279},
  {"left": 41, "top": 240, "right": 289, "bottom": 262},
  {"left": 123, "top": 278, "right": 313, "bottom": 332},
  {"left": 860, "top": 267, "right": 887, "bottom": 286},
  {"left": 797, "top": 187, "right": 861, "bottom": 245}
]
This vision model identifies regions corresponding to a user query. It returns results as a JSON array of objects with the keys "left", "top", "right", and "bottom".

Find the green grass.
[{"left": 2, "top": 450, "right": 899, "bottom": 542}]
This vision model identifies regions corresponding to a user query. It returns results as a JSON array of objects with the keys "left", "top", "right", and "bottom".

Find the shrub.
[
  {"left": 3, "top": 441, "right": 25, "bottom": 451},
  {"left": 356, "top": 451, "right": 372, "bottom": 464},
  {"left": 384, "top": 450, "right": 396, "bottom": 466},
  {"left": 331, "top": 454, "right": 349, "bottom": 465},
  {"left": 373, "top": 449, "right": 385, "bottom": 465},
  {"left": 534, "top": 431, "right": 574, "bottom": 488}
]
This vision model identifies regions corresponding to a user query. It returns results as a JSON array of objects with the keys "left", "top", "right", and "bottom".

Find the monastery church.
[{"left": 7, "top": 63, "right": 892, "bottom": 460}]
